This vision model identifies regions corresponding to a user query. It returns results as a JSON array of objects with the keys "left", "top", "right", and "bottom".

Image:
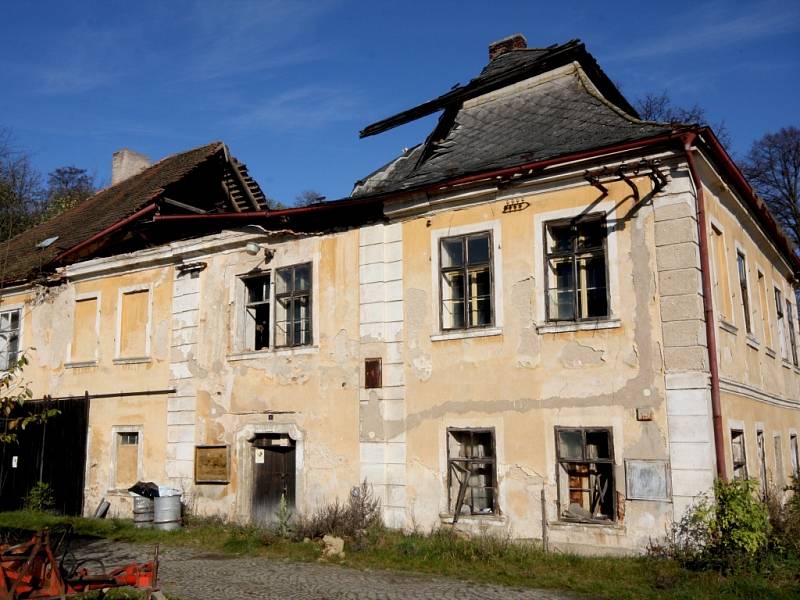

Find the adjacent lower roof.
[{"left": 0, "top": 141, "right": 266, "bottom": 285}]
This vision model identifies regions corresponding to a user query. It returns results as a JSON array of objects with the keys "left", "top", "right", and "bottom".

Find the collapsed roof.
[{"left": 0, "top": 141, "right": 267, "bottom": 284}]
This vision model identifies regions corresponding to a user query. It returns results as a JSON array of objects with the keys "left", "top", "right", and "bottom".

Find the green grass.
[{"left": 1, "top": 511, "right": 798, "bottom": 600}]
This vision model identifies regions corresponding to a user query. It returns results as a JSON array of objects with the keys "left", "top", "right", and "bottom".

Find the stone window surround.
[
  {"left": 429, "top": 220, "right": 504, "bottom": 341},
  {"left": 533, "top": 201, "right": 620, "bottom": 333},
  {"left": 727, "top": 419, "right": 748, "bottom": 479},
  {"left": 113, "top": 283, "right": 153, "bottom": 364},
  {"left": 66, "top": 291, "right": 101, "bottom": 368},
  {"left": 228, "top": 250, "right": 320, "bottom": 359},
  {"left": 107, "top": 424, "right": 144, "bottom": 494}
]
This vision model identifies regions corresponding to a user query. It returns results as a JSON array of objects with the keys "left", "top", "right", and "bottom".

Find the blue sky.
[{"left": 1, "top": 0, "right": 798, "bottom": 204}]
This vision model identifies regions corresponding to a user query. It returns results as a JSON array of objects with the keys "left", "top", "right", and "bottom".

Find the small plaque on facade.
[
  {"left": 625, "top": 459, "right": 670, "bottom": 501},
  {"left": 195, "top": 445, "right": 230, "bottom": 484}
]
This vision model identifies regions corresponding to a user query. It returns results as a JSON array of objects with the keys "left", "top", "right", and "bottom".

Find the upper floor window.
[
  {"left": 710, "top": 225, "right": 733, "bottom": 322},
  {"left": 439, "top": 232, "right": 493, "bottom": 330},
  {"left": 116, "top": 287, "right": 151, "bottom": 360},
  {"left": 787, "top": 299, "right": 798, "bottom": 366},
  {"left": 736, "top": 251, "right": 752, "bottom": 335},
  {"left": 70, "top": 296, "right": 99, "bottom": 364},
  {"left": 0, "top": 309, "right": 20, "bottom": 371},
  {"left": 243, "top": 274, "right": 270, "bottom": 351},
  {"left": 275, "top": 263, "right": 312, "bottom": 347},
  {"left": 545, "top": 216, "right": 608, "bottom": 322},
  {"left": 757, "top": 270, "right": 772, "bottom": 348},
  {"left": 775, "top": 288, "right": 788, "bottom": 360}
]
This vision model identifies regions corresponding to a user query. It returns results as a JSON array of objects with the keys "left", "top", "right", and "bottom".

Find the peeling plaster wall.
[
  {"left": 186, "top": 231, "right": 362, "bottom": 521},
  {"left": 400, "top": 176, "right": 673, "bottom": 552},
  {"left": 0, "top": 267, "right": 173, "bottom": 516}
]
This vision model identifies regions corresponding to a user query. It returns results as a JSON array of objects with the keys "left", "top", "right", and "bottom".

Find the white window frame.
[
  {"left": 66, "top": 292, "right": 101, "bottom": 367},
  {"left": 108, "top": 424, "right": 144, "bottom": 492},
  {"left": 236, "top": 271, "right": 272, "bottom": 353},
  {"left": 773, "top": 283, "right": 789, "bottom": 363},
  {"left": 0, "top": 303, "right": 23, "bottom": 372},
  {"left": 430, "top": 220, "right": 503, "bottom": 341},
  {"left": 114, "top": 284, "right": 153, "bottom": 363},
  {"left": 734, "top": 243, "right": 754, "bottom": 340},
  {"left": 534, "top": 202, "right": 620, "bottom": 333}
]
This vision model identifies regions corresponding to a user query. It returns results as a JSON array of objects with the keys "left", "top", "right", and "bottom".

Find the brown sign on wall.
[{"left": 195, "top": 445, "right": 230, "bottom": 484}]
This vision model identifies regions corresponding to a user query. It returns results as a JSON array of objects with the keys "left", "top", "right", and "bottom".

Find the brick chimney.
[
  {"left": 112, "top": 149, "right": 151, "bottom": 185},
  {"left": 488, "top": 33, "right": 527, "bottom": 60}
]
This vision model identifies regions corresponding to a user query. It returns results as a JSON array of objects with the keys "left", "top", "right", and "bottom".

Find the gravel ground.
[{"left": 68, "top": 536, "right": 579, "bottom": 600}]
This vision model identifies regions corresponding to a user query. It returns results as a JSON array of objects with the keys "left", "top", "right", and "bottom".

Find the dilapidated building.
[{"left": 2, "top": 35, "right": 799, "bottom": 554}]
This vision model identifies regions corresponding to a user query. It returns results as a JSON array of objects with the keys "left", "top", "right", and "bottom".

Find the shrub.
[
  {"left": 23, "top": 481, "right": 56, "bottom": 512},
  {"left": 651, "top": 478, "right": 770, "bottom": 572},
  {"left": 294, "top": 480, "right": 382, "bottom": 540}
]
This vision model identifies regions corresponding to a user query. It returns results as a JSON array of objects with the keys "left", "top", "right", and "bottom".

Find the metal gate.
[{"left": 0, "top": 396, "right": 90, "bottom": 515}]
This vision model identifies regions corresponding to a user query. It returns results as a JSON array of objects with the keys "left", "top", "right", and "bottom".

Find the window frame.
[
  {"left": 790, "top": 433, "right": 799, "bottom": 476},
  {"left": 0, "top": 306, "right": 22, "bottom": 372},
  {"left": 730, "top": 429, "right": 748, "bottom": 479},
  {"left": 274, "top": 262, "right": 313, "bottom": 348},
  {"left": 240, "top": 271, "right": 271, "bottom": 352},
  {"left": 710, "top": 222, "right": 733, "bottom": 323},
  {"left": 756, "top": 428, "right": 767, "bottom": 499},
  {"left": 775, "top": 287, "right": 788, "bottom": 361},
  {"left": 438, "top": 231, "right": 495, "bottom": 332},
  {"left": 554, "top": 426, "right": 616, "bottom": 523},
  {"left": 67, "top": 292, "right": 101, "bottom": 366},
  {"left": 756, "top": 269, "right": 773, "bottom": 350},
  {"left": 543, "top": 214, "right": 610, "bottom": 323},
  {"left": 786, "top": 298, "right": 798, "bottom": 366},
  {"left": 446, "top": 427, "right": 498, "bottom": 520},
  {"left": 109, "top": 425, "right": 143, "bottom": 492},
  {"left": 736, "top": 250, "right": 752, "bottom": 335}
]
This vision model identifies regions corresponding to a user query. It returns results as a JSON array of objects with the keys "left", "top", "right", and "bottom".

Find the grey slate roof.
[{"left": 353, "top": 48, "right": 672, "bottom": 198}]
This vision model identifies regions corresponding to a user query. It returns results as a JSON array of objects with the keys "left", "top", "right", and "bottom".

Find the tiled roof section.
[
  {"left": 0, "top": 141, "right": 225, "bottom": 284},
  {"left": 352, "top": 66, "right": 671, "bottom": 197}
]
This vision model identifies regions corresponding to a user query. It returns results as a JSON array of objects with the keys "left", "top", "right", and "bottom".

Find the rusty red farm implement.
[{"left": 0, "top": 527, "right": 162, "bottom": 599}]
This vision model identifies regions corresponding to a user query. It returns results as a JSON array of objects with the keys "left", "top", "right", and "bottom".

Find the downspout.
[{"left": 682, "top": 132, "right": 727, "bottom": 480}]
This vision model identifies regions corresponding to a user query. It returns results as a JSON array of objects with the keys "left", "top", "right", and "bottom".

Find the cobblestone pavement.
[{"left": 70, "top": 537, "right": 577, "bottom": 600}]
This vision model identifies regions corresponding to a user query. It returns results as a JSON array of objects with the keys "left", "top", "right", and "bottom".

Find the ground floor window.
[
  {"left": 555, "top": 427, "right": 615, "bottom": 522},
  {"left": 447, "top": 428, "right": 496, "bottom": 520},
  {"left": 731, "top": 429, "right": 748, "bottom": 479},
  {"left": 115, "top": 430, "right": 140, "bottom": 488}
]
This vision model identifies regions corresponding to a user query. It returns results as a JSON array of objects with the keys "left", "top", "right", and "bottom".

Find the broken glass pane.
[
  {"left": 467, "top": 234, "right": 490, "bottom": 264},
  {"left": 441, "top": 238, "right": 463, "bottom": 268},
  {"left": 558, "top": 429, "right": 583, "bottom": 460}
]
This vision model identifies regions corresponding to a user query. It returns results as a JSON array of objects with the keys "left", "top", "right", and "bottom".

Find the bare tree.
[
  {"left": 635, "top": 92, "right": 732, "bottom": 149},
  {"left": 741, "top": 126, "right": 800, "bottom": 248},
  {"left": 0, "top": 128, "right": 42, "bottom": 242},
  {"left": 294, "top": 189, "right": 326, "bottom": 207},
  {"left": 36, "top": 166, "right": 96, "bottom": 223}
]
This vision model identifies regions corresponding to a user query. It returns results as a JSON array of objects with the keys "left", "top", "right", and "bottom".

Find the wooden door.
[{"left": 251, "top": 434, "right": 296, "bottom": 524}]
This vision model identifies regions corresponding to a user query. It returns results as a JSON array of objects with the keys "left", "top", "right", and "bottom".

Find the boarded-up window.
[
  {"left": 71, "top": 297, "right": 98, "bottom": 362},
  {"left": 119, "top": 289, "right": 149, "bottom": 358},
  {"left": 711, "top": 225, "right": 732, "bottom": 321},
  {"left": 115, "top": 431, "right": 139, "bottom": 487}
]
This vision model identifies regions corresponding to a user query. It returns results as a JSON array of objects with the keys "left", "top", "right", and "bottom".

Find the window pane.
[
  {"left": 9, "top": 311, "right": 19, "bottom": 331},
  {"left": 245, "top": 276, "right": 268, "bottom": 304},
  {"left": 294, "top": 264, "right": 311, "bottom": 291},
  {"left": 442, "top": 271, "right": 465, "bottom": 329},
  {"left": 577, "top": 254, "right": 608, "bottom": 319},
  {"left": 585, "top": 430, "right": 611, "bottom": 460},
  {"left": 276, "top": 267, "right": 292, "bottom": 295},
  {"left": 467, "top": 267, "right": 491, "bottom": 326},
  {"left": 548, "top": 223, "right": 573, "bottom": 253},
  {"left": 441, "top": 238, "right": 463, "bottom": 268},
  {"left": 558, "top": 430, "right": 583, "bottom": 460},
  {"left": 247, "top": 304, "right": 269, "bottom": 350},
  {"left": 548, "top": 258, "right": 575, "bottom": 320},
  {"left": 576, "top": 219, "right": 604, "bottom": 250},
  {"left": 467, "top": 234, "right": 490, "bottom": 264}
]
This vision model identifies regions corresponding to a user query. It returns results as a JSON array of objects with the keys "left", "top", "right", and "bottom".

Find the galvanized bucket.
[
  {"left": 153, "top": 494, "right": 182, "bottom": 531},
  {"left": 132, "top": 495, "right": 154, "bottom": 528}
]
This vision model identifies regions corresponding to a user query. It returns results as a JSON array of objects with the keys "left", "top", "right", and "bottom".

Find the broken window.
[
  {"left": 787, "top": 299, "right": 798, "bottom": 366},
  {"left": 115, "top": 431, "right": 139, "bottom": 488},
  {"left": 365, "top": 358, "right": 382, "bottom": 389},
  {"left": 0, "top": 308, "right": 20, "bottom": 371},
  {"left": 275, "top": 263, "right": 312, "bottom": 347},
  {"left": 757, "top": 429, "right": 767, "bottom": 499},
  {"left": 775, "top": 288, "right": 787, "bottom": 360},
  {"left": 757, "top": 271, "right": 772, "bottom": 348},
  {"left": 737, "top": 251, "right": 752, "bottom": 335},
  {"left": 791, "top": 434, "right": 799, "bottom": 476},
  {"left": 447, "top": 428, "right": 496, "bottom": 520},
  {"left": 731, "top": 429, "right": 748, "bottom": 479},
  {"left": 545, "top": 216, "right": 608, "bottom": 322},
  {"left": 243, "top": 274, "right": 270, "bottom": 351},
  {"left": 439, "top": 232, "right": 493, "bottom": 330},
  {"left": 556, "top": 427, "right": 615, "bottom": 522}
]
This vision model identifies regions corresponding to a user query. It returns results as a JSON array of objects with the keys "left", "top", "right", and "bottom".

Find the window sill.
[
  {"left": 65, "top": 360, "right": 98, "bottom": 369},
  {"left": 549, "top": 518, "right": 622, "bottom": 530},
  {"left": 536, "top": 318, "right": 621, "bottom": 334},
  {"left": 113, "top": 357, "right": 151, "bottom": 365},
  {"left": 431, "top": 327, "right": 502, "bottom": 342},
  {"left": 719, "top": 320, "right": 738, "bottom": 335},
  {"left": 227, "top": 346, "right": 319, "bottom": 361},
  {"left": 783, "top": 360, "right": 793, "bottom": 370},
  {"left": 766, "top": 347, "right": 777, "bottom": 358},
  {"left": 439, "top": 513, "right": 506, "bottom": 525},
  {"left": 745, "top": 335, "right": 760, "bottom": 350}
]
